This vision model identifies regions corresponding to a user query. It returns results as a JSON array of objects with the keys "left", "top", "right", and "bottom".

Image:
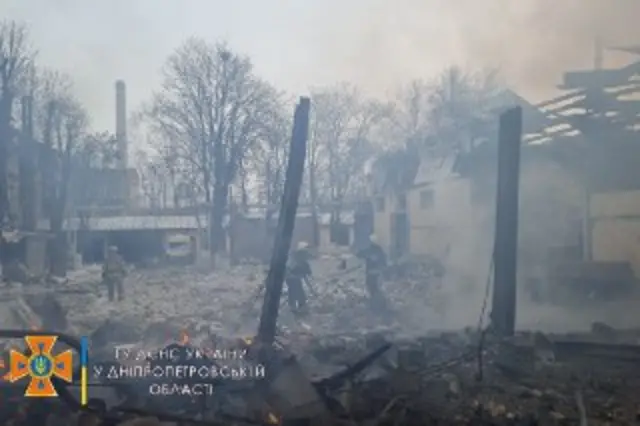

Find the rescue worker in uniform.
[
  {"left": 357, "top": 234, "right": 388, "bottom": 310},
  {"left": 285, "top": 241, "right": 313, "bottom": 316},
  {"left": 102, "top": 246, "right": 126, "bottom": 302}
]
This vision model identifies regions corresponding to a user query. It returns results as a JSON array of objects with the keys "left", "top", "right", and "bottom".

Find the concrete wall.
[
  {"left": 591, "top": 219, "right": 640, "bottom": 274},
  {"left": 371, "top": 193, "right": 395, "bottom": 253},
  {"left": 370, "top": 159, "right": 582, "bottom": 277},
  {"left": 371, "top": 178, "right": 483, "bottom": 260},
  {"left": 319, "top": 226, "right": 331, "bottom": 249},
  {"left": 591, "top": 190, "right": 640, "bottom": 218},
  {"left": 591, "top": 190, "right": 640, "bottom": 275},
  {"left": 318, "top": 225, "right": 354, "bottom": 249},
  {"left": 77, "top": 228, "right": 202, "bottom": 265},
  {"left": 24, "top": 235, "right": 48, "bottom": 275},
  {"left": 406, "top": 178, "right": 476, "bottom": 258},
  {"left": 230, "top": 215, "right": 316, "bottom": 262},
  {"left": 70, "top": 168, "right": 139, "bottom": 211}
]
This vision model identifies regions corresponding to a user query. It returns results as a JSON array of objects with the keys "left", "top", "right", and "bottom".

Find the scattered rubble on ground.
[{"left": 3, "top": 257, "right": 640, "bottom": 424}]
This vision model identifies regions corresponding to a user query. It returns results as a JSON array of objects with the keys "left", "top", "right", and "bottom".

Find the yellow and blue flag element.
[
  {"left": 9, "top": 335, "right": 73, "bottom": 397},
  {"left": 80, "top": 336, "right": 88, "bottom": 405}
]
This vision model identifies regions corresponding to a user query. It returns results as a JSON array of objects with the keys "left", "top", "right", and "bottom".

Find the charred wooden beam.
[
  {"left": 537, "top": 83, "right": 640, "bottom": 112},
  {"left": 491, "top": 107, "right": 523, "bottom": 337},
  {"left": 257, "top": 97, "right": 310, "bottom": 345}
]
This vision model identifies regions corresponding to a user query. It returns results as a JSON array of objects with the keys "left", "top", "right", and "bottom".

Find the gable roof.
[
  {"left": 370, "top": 145, "right": 421, "bottom": 194},
  {"left": 412, "top": 155, "right": 460, "bottom": 186},
  {"left": 370, "top": 89, "right": 567, "bottom": 192},
  {"left": 408, "top": 89, "right": 550, "bottom": 187}
]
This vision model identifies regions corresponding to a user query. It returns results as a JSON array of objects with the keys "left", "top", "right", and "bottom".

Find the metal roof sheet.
[{"left": 38, "top": 215, "right": 210, "bottom": 231}]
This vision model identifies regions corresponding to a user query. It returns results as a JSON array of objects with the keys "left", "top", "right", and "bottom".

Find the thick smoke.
[
  {"left": 308, "top": 0, "right": 640, "bottom": 333},
  {"left": 311, "top": 0, "right": 640, "bottom": 100},
  {"left": 6, "top": 0, "right": 639, "bottom": 129}
]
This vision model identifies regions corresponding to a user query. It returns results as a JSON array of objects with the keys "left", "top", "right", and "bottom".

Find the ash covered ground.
[
  {"left": 4, "top": 254, "right": 640, "bottom": 424},
  {"left": 45, "top": 254, "right": 640, "bottom": 339}
]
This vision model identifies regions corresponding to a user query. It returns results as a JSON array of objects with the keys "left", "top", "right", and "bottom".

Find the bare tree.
[
  {"left": 390, "top": 79, "right": 433, "bottom": 147},
  {"left": 373, "top": 67, "right": 505, "bottom": 196},
  {"left": 77, "top": 131, "right": 120, "bottom": 169},
  {"left": 134, "top": 150, "right": 170, "bottom": 210},
  {"left": 69, "top": 131, "right": 121, "bottom": 221},
  {"left": 389, "top": 67, "right": 504, "bottom": 157},
  {"left": 130, "top": 110, "right": 193, "bottom": 209},
  {"left": 34, "top": 69, "right": 88, "bottom": 276},
  {"left": 0, "top": 21, "right": 34, "bottom": 266},
  {"left": 144, "top": 37, "right": 283, "bottom": 262},
  {"left": 310, "top": 83, "right": 391, "bottom": 228},
  {"left": 246, "top": 102, "right": 291, "bottom": 208},
  {"left": 423, "top": 66, "right": 503, "bottom": 155}
]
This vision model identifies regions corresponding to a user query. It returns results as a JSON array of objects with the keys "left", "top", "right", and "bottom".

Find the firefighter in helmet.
[
  {"left": 102, "top": 246, "right": 126, "bottom": 301},
  {"left": 285, "top": 241, "right": 313, "bottom": 316},
  {"left": 357, "top": 234, "right": 388, "bottom": 309}
]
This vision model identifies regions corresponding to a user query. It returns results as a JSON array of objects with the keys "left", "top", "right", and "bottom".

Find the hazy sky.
[{"left": 4, "top": 0, "right": 640, "bottom": 133}]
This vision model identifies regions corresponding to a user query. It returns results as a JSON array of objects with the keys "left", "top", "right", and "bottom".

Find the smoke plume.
[{"left": 310, "top": 0, "right": 640, "bottom": 100}]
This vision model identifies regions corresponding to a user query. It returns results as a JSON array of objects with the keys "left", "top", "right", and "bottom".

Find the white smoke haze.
[
  {"left": 4, "top": 0, "right": 639, "bottom": 333},
  {"left": 316, "top": 0, "right": 640, "bottom": 100},
  {"left": 4, "top": 0, "right": 640, "bottom": 131}
]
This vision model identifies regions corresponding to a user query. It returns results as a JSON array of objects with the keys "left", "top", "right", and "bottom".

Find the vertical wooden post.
[
  {"left": 257, "top": 97, "right": 311, "bottom": 345},
  {"left": 491, "top": 107, "right": 523, "bottom": 336}
]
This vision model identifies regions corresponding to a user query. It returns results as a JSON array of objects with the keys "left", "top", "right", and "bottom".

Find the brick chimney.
[{"left": 115, "top": 80, "right": 128, "bottom": 169}]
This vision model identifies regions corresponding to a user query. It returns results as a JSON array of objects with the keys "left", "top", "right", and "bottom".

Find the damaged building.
[
  {"left": 6, "top": 81, "right": 361, "bottom": 268},
  {"left": 368, "top": 50, "right": 640, "bottom": 300},
  {"left": 1, "top": 95, "right": 53, "bottom": 277},
  {"left": 24, "top": 78, "right": 359, "bottom": 267},
  {"left": 41, "top": 81, "right": 207, "bottom": 266},
  {"left": 367, "top": 89, "right": 578, "bottom": 263}
]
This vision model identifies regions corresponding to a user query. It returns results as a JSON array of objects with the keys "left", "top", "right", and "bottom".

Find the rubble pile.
[
  {"left": 284, "top": 329, "right": 640, "bottom": 424},
  {"left": 1, "top": 252, "right": 458, "bottom": 339},
  {"left": 76, "top": 309, "right": 639, "bottom": 424},
  {"left": 4, "top": 258, "right": 640, "bottom": 424},
  {"left": 48, "top": 264, "right": 265, "bottom": 336},
  {"left": 296, "top": 254, "right": 448, "bottom": 332},
  {"left": 5, "top": 327, "right": 639, "bottom": 425},
  {"left": 25, "top": 255, "right": 441, "bottom": 339}
]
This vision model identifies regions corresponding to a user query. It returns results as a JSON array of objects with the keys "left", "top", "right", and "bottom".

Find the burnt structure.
[
  {"left": 534, "top": 45, "right": 640, "bottom": 262},
  {"left": 258, "top": 97, "right": 311, "bottom": 344},
  {"left": 490, "top": 107, "right": 523, "bottom": 337},
  {"left": 0, "top": 96, "right": 53, "bottom": 274}
]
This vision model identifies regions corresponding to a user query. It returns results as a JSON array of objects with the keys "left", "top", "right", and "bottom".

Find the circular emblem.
[{"left": 28, "top": 354, "right": 53, "bottom": 378}]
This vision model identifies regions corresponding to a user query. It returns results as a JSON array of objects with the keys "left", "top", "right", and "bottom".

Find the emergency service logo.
[{"left": 8, "top": 335, "right": 73, "bottom": 397}]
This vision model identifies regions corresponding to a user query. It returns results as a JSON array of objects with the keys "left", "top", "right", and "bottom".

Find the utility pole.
[{"left": 490, "top": 107, "right": 523, "bottom": 337}]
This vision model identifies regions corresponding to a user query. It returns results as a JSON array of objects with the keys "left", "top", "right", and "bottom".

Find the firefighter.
[
  {"left": 357, "top": 234, "right": 388, "bottom": 310},
  {"left": 102, "top": 246, "right": 126, "bottom": 302},
  {"left": 285, "top": 241, "right": 313, "bottom": 316}
]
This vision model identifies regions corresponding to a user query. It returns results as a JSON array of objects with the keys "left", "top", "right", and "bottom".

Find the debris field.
[{"left": 2, "top": 258, "right": 640, "bottom": 425}]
